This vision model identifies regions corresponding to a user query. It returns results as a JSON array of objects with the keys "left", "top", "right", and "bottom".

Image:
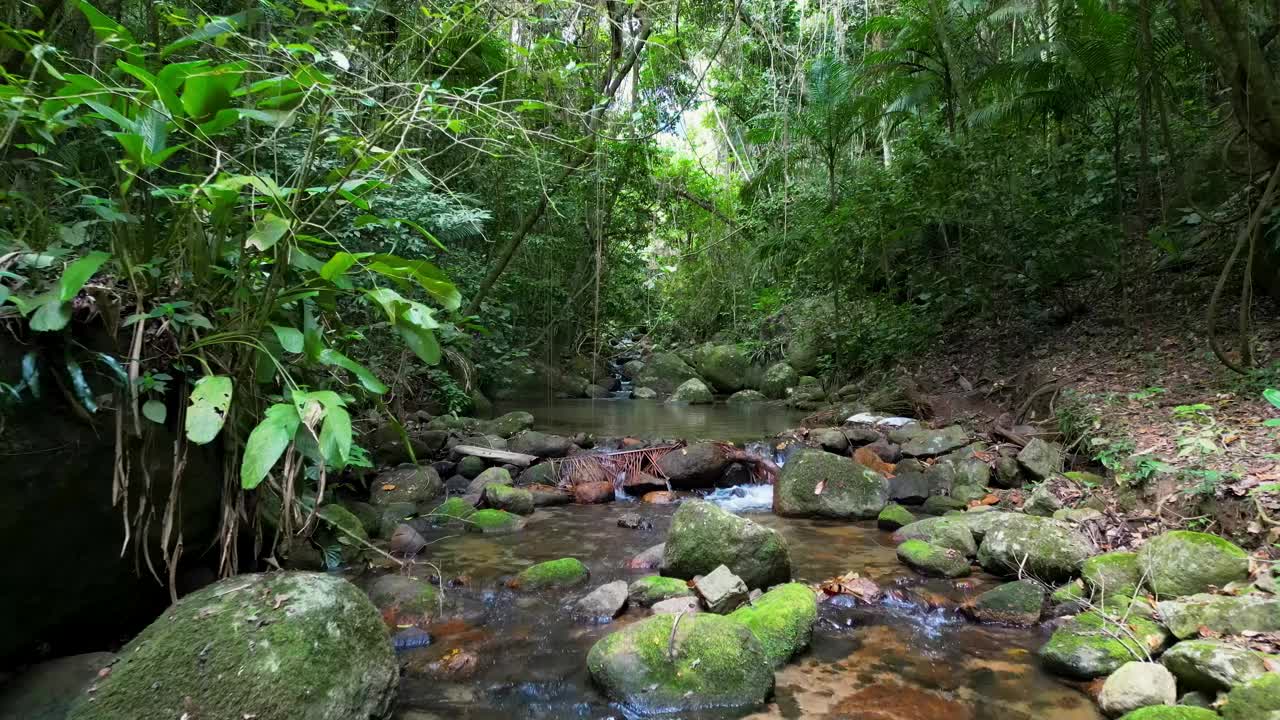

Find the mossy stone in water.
[
  {"left": 1161, "top": 639, "right": 1276, "bottom": 692},
  {"left": 662, "top": 500, "right": 792, "bottom": 590},
  {"left": 1116, "top": 708, "right": 1221, "bottom": 720},
  {"left": 892, "top": 517, "right": 977, "bottom": 556},
  {"left": 1039, "top": 611, "right": 1171, "bottom": 679},
  {"left": 921, "top": 495, "right": 968, "bottom": 514},
  {"left": 586, "top": 613, "right": 773, "bottom": 714},
  {"left": 365, "top": 574, "right": 439, "bottom": 615},
  {"left": 728, "top": 583, "right": 818, "bottom": 668},
  {"left": 427, "top": 497, "right": 474, "bottom": 525},
  {"left": 511, "top": 558, "right": 589, "bottom": 590},
  {"left": 669, "top": 378, "right": 714, "bottom": 404},
  {"left": 370, "top": 464, "right": 443, "bottom": 507},
  {"left": 1222, "top": 672, "right": 1280, "bottom": 720},
  {"left": 1138, "top": 531, "right": 1249, "bottom": 598},
  {"left": 66, "top": 572, "right": 396, "bottom": 720},
  {"left": 774, "top": 448, "right": 889, "bottom": 520},
  {"left": 1082, "top": 551, "right": 1142, "bottom": 600},
  {"left": 877, "top": 503, "right": 915, "bottom": 530},
  {"left": 628, "top": 576, "right": 693, "bottom": 607},
  {"left": 966, "top": 579, "right": 1045, "bottom": 626},
  {"left": 484, "top": 484, "right": 534, "bottom": 515},
  {"left": 977, "top": 515, "right": 1096, "bottom": 583},
  {"left": 896, "top": 540, "right": 971, "bottom": 578},
  {"left": 465, "top": 508, "right": 525, "bottom": 534}
]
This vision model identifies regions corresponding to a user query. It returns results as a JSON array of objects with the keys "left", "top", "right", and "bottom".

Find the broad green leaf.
[
  {"left": 318, "top": 405, "right": 352, "bottom": 466},
  {"left": 30, "top": 297, "right": 71, "bottom": 331},
  {"left": 319, "top": 251, "right": 370, "bottom": 281},
  {"left": 59, "top": 251, "right": 110, "bottom": 301},
  {"left": 77, "top": 1, "right": 143, "bottom": 66},
  {"left": 367, "top": 254, "right": 460, "bottom": 309},
  {"left": 162, "top": 11, "right": 256, "bottom": 58},
  {"left": 181, "top": 63, "right": 246, "bottom": 120},
  {"left": 142, "top": 399, "right": 167, "bottom": 424},
  {"left": 117, "top": 60, "right": 183, "bottom": 118},
  {"left": 271, "top": 324, "right": 305, "bottom": 353},
  {"left": 247, "top": 213, "right": 290, "bottom": 251},
  {"left": 318, "top": 349, "right": 387, "bottom": 394},
  {"left": 184, "top": 375, "right": 233, "bottom": 444},
  {"left": 1264, "top": 419, "right": 1280, "bottom": 427},
  {"left": 1265, "top": 389, "right": 1280, "bottom": 411},
  {"left": 240, "top": 403, "right": 301, "bottom": 489},
  {"left": 364, "top": 287, "right": 407, "bottom": 323},
  {"left": 397, "top": 323, "right": 441, "bottom": 365},
  {"left": 65, "top": 351, "right": 97, "bottom": 413}
]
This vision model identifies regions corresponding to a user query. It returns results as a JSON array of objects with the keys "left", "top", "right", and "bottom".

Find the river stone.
[
  {"left": 651, "top": 596, "right": 701, "bottom": 615},
  {"left": 456, "top": 455, "right": 487, "bottom": 479},
  {"left": 760, "top": 362, "right": 799, "bottom": 399},
  {"left": 518, "top": 462, "right": 558, "bottom": 486},
  {"left": 1039, "top": 611, "right": 1171, "bottom": 679},
  {"left": 586, "top": 613, "right": 773, "bottom": 714},
  {"left": 657, "top": 443, "right": 729, "bottom": 487},
  {"left": 694, "top": 565, "right": 749, "bottom": 614},
  {"left": 509, "top": 430, "right": 575, "bottom": 458},
  {"left": 370, "top": 464, "right": 443, "bottom": 508},
  {"left": 1017, "top": 439, "right": 1063, "bottom": 481},
  {"left": 365, "top": 574, "right": 439, "bottom": 616},
  {"left": 807, "top": 428, "right": 848, "bottom": 454},
  {"left": 900, "top": 426, "right": 969, "bottom": 458},
  {"left": 1083, "top": 552, "right": 1142, "bottom": 601},
  {"left": 528, "top": 484, "right": 573, "bottom": 506},
  {"left": 1098, "top": 662, "right": 1177, "bottom": 718},
  {"left": 511, "top": 558, "right": 590, "bottom": 591},
  {"left": 1156, "top": 593, "right": 1280, "bottom": 639},
  {"left": 1137, "top": 531, "right": 1249, "bottom": 598},
  {"left": 464, "top": 466, "right": 514, "bottom": 504},
  {"left": 878, "top": 503, "right": 915, "bottom": 530},
  {"left": 631, "top": 386, "right": 657, "bottom": 399},
  {"left": 892, "top": 517, "right": 977, "bottom": 556},
  {"left": 922, "top": 494, "right": 968, "bottom": 514},
  {"left": 695, "top": 344, "right": 750, "bottom": 393},
  {"left": 951, "top": 484, "right": 989, "bottom": 505},
  {"left": 426, "top": 415, "right": 478, "bottom": 432},
  {"left": 1056, "top": 507, "right": 1106, "bottom": 524},
  {"left": 621, "top": 359, "right": 645, "bottom": 379},
  {"left": 0, "top": 652, "right": 113, "bottom": 720},
  {"left": 635, "top": 352, "right": 702, "bottom": 394},
  {"left": 897, "top": 540, "right": 971, "bottom": 578},
  {"left": 576, "top": 581, "right": 629, "bottom": 621},
  {"left": 773, "top": 448, "right": 889, "bottom": 519},
  {"left": 1161, "top": 639, "right": 1276, "bottom": 692},
  {"left": 993, "top": 456, "right": 1023, "bottom": 488},
  {"left": 584, "top": 383, "right": 613, "bottom": 399},
  {"left": 662, "top": 500, "right": 792, "bottom": 590},
  {"left": 727, "top": 389, "right": 768, "bottom": 404},
  {"left": 1116, "top": 708, "right": 1221, "bottom": 720},
  {"left": 977, "top": 515, "right": 1097, "bottom": 582},
  {"left": 378, "top": 501, "right": 418, "bottom": 538},
  {"left": 669, "top": 378, "right": 714, "bottom": 404},
  {"left": 728, "top": 583, "right": 818, "bottom": 668},
  {"left": 1221, "top": 671, "right": 1280, "bottom": 719},
  {"left": 888, "top": 470, "right": 929, "bottom": 504},
  {"left": 628, "top": 576, "right": 694, "bottom": 607},
  {"left": 483, "top": 484, "right": 534, "bottom": 515},
  {"left": 1024, "top": 484, "right": 1064, "bottom": 516},
  {"left": 965, "top": 580, "right": 1045, "bottom": 626},
  {"left": 942, "top": 509, "right": 1015, "bottom": 543},
  {"left": 426, "top": 497, "right": 474, "bottom": 524},
  {"left": 341, "top": 500, "right": 380, "bottom": 537},
  {"left": 65, "top": 573, "right": 396, "bottom": 720},
  {"left": 464, "top": 509, "right": 525, "bottom": 534},
  {"left": 480, "top": 410, "right": 534, "bottom": 438}
]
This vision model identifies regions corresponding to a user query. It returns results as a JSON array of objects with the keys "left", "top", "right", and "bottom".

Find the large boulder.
[
  {"left": 1016, "top": 438, "right": 1063, "bottom": 480},
  {"left": 1082, "top": 551, "right": 1142, "bottom": 601},
  {"left": 1137, "top": 531, "right": 1250, "bottom": 598},
  {"left": 727, "top": 389, "right": 768, "bottom": 404},
  {"left": 634, "top": 352, "right": 702, "bottom": 394},
  {"left": 761, "top": 362, "right": 800, "bottom": 399},
  {"left": 1098, "top": 662, "right": 1177, "bottom": 718},
  {"left": 1039, "top": 611, "right": 1171, "bottom": 679},
  {"left": 1156, "top": 593, "right": 1280, "bottom": 639},
  {"left": 669, "top": 378, "right": 714, "bottom": 404},
  {"left": 369, "top": 464, "right": 442, "bottom": 510},
  {"left": 65, "top": 573, "right": 396, "bottom": 720},
  {"left": 509, "top": 430, "right": 575, "bottom": 458},
  {"left": 728, "top": 583, "right": 818, "bottom": 668},
  {"left": 621, "top": 359, "right": 645, "bottom": 380},
  {"left": 773, "top": 449, "right": 889, "bottom": 519},
  {"left": 479, "top": 411, "right": 534, "bottom": 438},
  {"left": 662, "top": 500, "right": 792, "bottom": 590},
  {"left": 657, "top": 443, "right": 730, "bottom": 488},
  {"left": 977, "top": 515, "right": 1097, "bottom": 582},
  {"left": 1161, "top": 639, "right": 1277, "bottom": 692},
  {"left": 0, "top": 652, "right": 113, "bottom": 720},
  {"left": 694, "top": 344, "right": 751, "bottom": 393},
  {"left": 900, "top": 426, "right": 970, "bottom": 458},
  {"left": 587, "top": 613, "right": 773, "bottom": 714},
  {"left": 964, "top": 580, "right": 1045, "bottom": 626},
  {"left": 892, "top": 516, "right": 977, "bottom": 556},
  {"left": 1221, "top": 672, "right": 1280, "bottom": 720}
]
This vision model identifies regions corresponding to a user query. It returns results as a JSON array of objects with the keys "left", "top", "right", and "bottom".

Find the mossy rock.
[
  {"left": 669, "top": 378, "right": 714, "bottom": 404},
  {"left": 761, "top": 362, "right": 799, "bottom": 399},
  {"left": 1039, "top": 611, "right": 1171, "bottom": 679},
  {"left": 483, "top": 484, "right": 534, "bottom": 515},
  {"left": 662, "top": 500, "right": 792, "bottom": 590},
  {"left": 728, "top": 583, "right": 818, "bottom": 668},
  {"left": 464, "top": 508, "right": 525, "bottom": 534},
  {"left": 370, "top": 464, "right": 443, "bottom": 508},
  {"left": 942, "top": 509, "right": 1016, "bottom": 543},
  {"left": 1161, "top": 639, "right": 1276, "bottom": 693},
  {"left": 966, "top": 579, "right": 1045, "bottom": 626},
  {"left": 1156, "top": 593, "right": 1280, "bottom": 639},
  {"left": 480, "top": 410, "right": 535, "bottom": 438},
  {"left": 511, "top": 558, "right": 589, "bottom": 590},
  {"left": 977, "top": 515, "right": 1097, "bottom": 583},
  {"left": 877, "top": 503, "right": 915, "bottom": 531},
  {"left": 896, "top": 540, "right": 971, "bottom": 578},
  {"left": 456, "top": 455, "right": 487, "bottom": 479},
  {"left": 342, "top": 500, "right": 380, "bottom": 537},
  {"left": 634, "top": 352, "right": 702, "bottom": 394},
  {"left": 727, "top": 389, "right": 768, "bottom": 404},
  {"left": 426, "top": 497, "right": 474, "bottom": 525},
  {"left": 1221, "top": 671, "right": 1280, "bottom": 720},
  {"left": 1082, "top": 551, "right": 1142, "bottom": 600},
  {"left": 694, "top": 344, "right": 751, "bottom": 393},
  {"left": 922, "top": 495, "right": 968, "bottom": 514},
  {"left": 1137, "top": 531, "right": 1249, "bottom": 598},
  {"left": 586, "top": 613, "right": 773, "bottom": 714},
  {"left": 365, "top": 574, "right": 439, "bottom": 616},
  {"left": 1016, "top": 438, "right": 1063, "bottom": 481},
  {"left": 66, "top": 573, "right": 396, "bottom": 720},
  {"left": 377, "top": 501, "right": 417, "bottom": 539},
  {"left": 517, "top": 462, "right": 559, "bottom": 487},
  {"left": 950, "top": 484, "right": 989, "bottom": 505},
  {"left": 892, "top": 517, "right": 977, "bottom": 556},
  {"left": 774, "top": 448, "right": 889, "bottom": 520},
  {"left": 628, "top": 576, "right": 694, "bottom": 607},
  {"left": 1052, "top": 580, "right": 1087, "bottom": 606},
  {"left": 1116, "top": 708, "right": 1221, "bottom": 720},
  {"left": 900, "top": 426, "right": 970, "bottom": 458}
]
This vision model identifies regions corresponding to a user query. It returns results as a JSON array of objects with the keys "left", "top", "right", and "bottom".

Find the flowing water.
[{"left": 492, "top": 398, "right": 812, "bottom": 443}]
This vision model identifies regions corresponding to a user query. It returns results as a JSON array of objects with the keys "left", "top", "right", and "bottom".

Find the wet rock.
[
  {"left": 527, "top": 484, "right": 573, "bottom": 507},
  {"left": 809, "top": 428, "right": 850, "bottom": 454},
  {"left": 993, "top": 456, "right": 1023, "bottom": 488},
  {"left": 1016, "top": 439, "right": 1063, "bottom": 481},
  {"left": 728, "top": 583, "right": 818, "bottom": 668},
  {"left": 774, "top": 448, "right": 889, "bottom": 519},
  {"left": 662, "top": 500, "right": 792, "bottom": 590},
  {"left": 1050, "top": 580, "right": 1089, "bottom": 615},
  {"left": 651, "top": 596, "right": 701, "bottom": 615},
  {"left": 510, "top": 558, "right": 589, "bottom": 591},
  {"left": 693, "top": 344, "right": 750, "bottom": 393},
  {"left": 1024, "top": 484, "right": 1064, "bottom": 516},
  {"left": 863, "top": 438, "right": 902, "bottom": 463},
  {"left": 1055, "top": 507, "right": 1106, "bottom": 523},
  {"left": 888, "top": 469, "right": 929, "bottom": 504},
  {"left": 896, "top": 540, "right": 971, "bottom": 578},
  {"left": 463, "top": 509, "right": 525, "bottom": 534},
  {"left": 426, "top": 415, "right": 479, "bottom": 433},
  {"left": 483, "top": 484, "right": 534, "bottom": 515},
  {"left": 65, "top": 573, "right": 397, "bottom": 720},
  {"left": 761, "top": 362, "right": 800, "bottom": 399},
  {"left": 1221, "top": 671, "right": 1280, "bottom": 719},
  {"left": 457, "top": 434, "right": 508, "bottom": 452},
  {"left": 586, "top": 613, "right": 773, "bottom": 714},
  {"left": 892, "top": 517, "right": 977, "bottom": 556},
  {"left": 964, "top": 580, "right": 1045, "bottom": 626},
  {"left": 669, "top": 378, "right": 714, "bottom": 404},
  {"left": 642, "top": 491, "right": 680, "bottom": 504},
  {"left": 901, "top": 426, "right": 970, "bottom": 458},
  {"left": 924, "top": 461, "right": 957, "bottom": 496},
  {"left": 631, "top": 387, "right": 658, "bottom": 399},
  {"left": 573, "top": 480, "right": 615, "bottom": 504},
  {"left": 366, "top": 574, "right": 439, "bottom": 616},
  {"left": 727, "top": 389, "right": 768, "bottom": 404},
  {"left": 517, "top": 462, "right": 558, "bottom": 487},
  {"left": 431, "top": 459, "right": 456, "bottom": 477},
  {"left": 842, "top": 426, "right": 882, "bottom": 447},
  {"left": 342, "top": 500, "right": 380, "bottom": 537},
  {"left": 633, "top": 353, "right": 701, "bottom": 394},
  {"left": 942, "top": 508, "right": 1015, "bottom": 543},
  {"left": 1137, "top": 531, "right": 1249, "bottom": 598},
  {"left": 628, "top": 543, "right": 666, "bottom": 570},
  {"left": 509, "top": 430, "right": 575, "bottom": 458},
  {"left": 1156, "top": 593, "right": 1280, "bottom": 639},
  {"left": 878, "top": 503, "right": 916, "bottom": 531},
  {"left": 1098, "top": 662, "right": 1177, "bottom": 718},
  {"left": 977, "top": 514, "right": 1097, "bottom": 582},
  {"left": 370, "top": 464, "right": 443, "bottom": 509},
  {"left": 389, "top": 523, "right": 427, "bottom": 557},
  {"left": 784, "top": 383, "right": 826, "bottom": 408},
  {"left": 426, "top": 497, "right": 475, "bottom": 525},
  {"left": 628, "top": 576, "right": 694, "bottom": 607},
  {"left": 585, "top": 383, "right": 613, "bottom": 399},
  {"left": 1039, "top": 611, "right": 1171, "bottom": 679},
  {"left": 463, "top": 466, "right": 513, "bottom": 504},
  {"left": 617, "top": 512, "right": 652, "bottom": 530},
  {"left": 0, "top": 652, "right": 113, "bottom": 720},
  {"left": 694, "top": 565, "right": 749, "bottom": 614},
  {"left": 1114, "top": 707, "right": 1221, "bottom": 720},
  {"left": 622, "top": 359, "right": 645, "bottom": 380},
  {"left": 1161, "top": 639, "right": 1276, "bottom": 692},
  {"left": 456, "top": 455, "right": 486, "bottom": 479},
  {"left": 443, "top": 474, "right": 469, "bottom": 494},
  {"left": 479, "top": 410, "right": 534, "bottom": 438},
  {"left": 1082, "top": 552, "right": 1142, "bottom": 601},
  {"left": 657, "top": 443, "right": 730, "bottom": 488},
  {"left": 378, "top": 501, "right": 418, "bottom": 538},
  {"left": 576, "top": 581, "right": 629, "bottom": 621}
]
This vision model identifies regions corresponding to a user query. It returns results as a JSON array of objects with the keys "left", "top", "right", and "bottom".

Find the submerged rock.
[
  {"left": 628, "top": 576, "right": 694, "bottom": 607},
  {"left": 66, "top": 573, "right": 397, "bottom": 720},
  {"left": 483, "top": 484, "right": 533, "bottom": 515},
  {"left": 977, "top": 515, "right": 1096, "bottom": 582},
  {"left": 1221, "top": 672, "right": 1280, "bottom": 719},
  {"left": 370, "top": 464, "right": 443, "bottom": 509},
  {"left": 728, "top": 583, "right": 818, "bottom": 668},
  {"left": 1161, "top": 639, "right": 1276, "bottom": 692},
  {"left": 586, "top": 613, "right": 773, "bottom": 715},
  {"left": 510, "top": 558, "right": 590, "bottom": 591},
  {"left": 773, "top": 448, "right": 889, "bottom": 519},
  {"left": 1156, "top": 593, "right": 1280, "bottom": 639},
  {"left": 1039, "top": 611, "right": 1171, "bottom": 679},
  {"left": 1137, "top": 531, "right": 1249, "bottom": 598},
  {"left": 576, "top": 581, "right": 629, "bottom": 621},
  {"left": 896, "top": 540, "right": 971, "bottom": 578},
  {"left": 463, "top": 509, "right": 525, "bottom": 534},
  {"left": 669, "top": 378, "right": 714, "bottom": 404},
  {"left": 1098, "top": 661, "right": 1177, "bottom": 718},
  {"left": 965, "top": 580, "right": 1045, "bottom": 626},
  {"left": 662, "top": 500, "right": 792, "bottom": 590}
]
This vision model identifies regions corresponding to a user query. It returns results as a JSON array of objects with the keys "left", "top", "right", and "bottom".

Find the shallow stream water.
[{"left": 493, "top": 398, "right": 812, "bottom": 443}]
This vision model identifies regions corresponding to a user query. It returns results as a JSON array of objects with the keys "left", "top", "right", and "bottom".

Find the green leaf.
[
  {"left": 271, "top": 324, "right": 305, "bottom": 353},
  {"left": 1264, "top": 419, "right": 1280, "bottom": 427},
  {"left": 29, "top": 297, "right": 71, "bottom": 332},
  {"left": 143, "top": 399, "right": 167, "bottom": 424},
  {"left": 247, "top": 214, "right": 290, "bottom": 251},
  {"left": 77, "top": 1, "right": 142, "bottom": 66},
  {"left": 93, "top": 352, "right": 129, "bottom": 385},
  {"left": 317, "top": 349, "right": 387, "bottom": 394},
  {"left": 162, "top": 11, "right": 257, "bottom": 58},
  {"left": 117, "top": 60, "right": 183, "bottom": 118},
  {"left": 397, "top": 323, "right": 441, "bottom": 365},
  {"left": 1265, "top": 389, "right": 1280, "bottom": 411},
  {"left": 21, "top": 353, "right": 39, "bottom": 399},
  {"left": 181, "top": 63, "right": 246, "bottom": 120},
  {"left": 319, "top": 251, "right": 371, "bottom": 281},
  {"left": 59, "top": 251, "right": 110, "bottom": 301},
  {"left": 318, "top": 405, "right": 352, "bottom": 466},
  {"left": 184, "top": 375, "right": 233, "bottom": 444},
  {"left": 240, "top": 403, "right": 301, "bottom": 489},
  {"left": 367, "top": 254, "right": 460, "bottom": 310},
  {"left": 65, "top": 351, "right": 97, "bottom": 413}
]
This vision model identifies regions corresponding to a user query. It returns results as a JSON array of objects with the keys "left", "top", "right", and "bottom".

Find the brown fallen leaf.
[{"left": 382, "top": 483, "right": 397, "bottom": 491}]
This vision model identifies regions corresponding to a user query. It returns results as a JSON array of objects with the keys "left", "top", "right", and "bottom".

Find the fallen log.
[{"left": 453, "top": 444, "right": 538, "bottom": 467}]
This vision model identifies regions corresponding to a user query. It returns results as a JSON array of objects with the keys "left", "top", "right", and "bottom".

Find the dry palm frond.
[{"left": 554, "top": 444, "right": 683, "bottom": 490}]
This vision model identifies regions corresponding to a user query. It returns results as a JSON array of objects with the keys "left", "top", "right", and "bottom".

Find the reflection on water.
[
  {"left": 493, "top": 398, "right": 810, "bottom": 443},
  {"left": 388, "top": 503, "right": 1102, "bottom": 720}
]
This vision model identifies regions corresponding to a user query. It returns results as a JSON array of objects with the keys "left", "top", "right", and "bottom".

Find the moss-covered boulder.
[
  {"left": 662, "top": 500, "right": 791, "bottom": 590},
  {"left": 901, "top": 426, "right": 970, "bottom": 458},
  {"left": 483, "top": 484, "right": 534, "bottom": 515},
  {"left": 1116, "top": 708, "right": 1222, "bottom": 720},
  {"left": 365, "top": 574, "right": 439, "bottom": 616},
  {"left": 977, "top": 515, "right": 1097, "bottom": 582},
  {"left": 510, "top": 558, "right": 590, "bottom": 591},
  {"left": 370, "top": 464, "right": 443, "bottom": 509},
  {"left": 464, "top": 508, "right": 525, "bottom": 534},
  {"left": 480, "top": 410, "right": 535, "bottom": 438},
  {"left": 586, "top": 613, "right": 773, "bottom": 714},
  {"left": 878, "top": 503, "right": 915, "bottom": 530},
  {"left": 951, "top": 484, "right": 989, "bottom": 505},
  {"left": 1016, "top": 438, "right": 1063, "bottom": 481},
  {"left": 426, "top": 496, "right": 474, "bottom": 525},
  {"left": 1161, "top": 639, "right": 1276, "bottom": 692},
  {"left": 1156, "top": 593, "right": 1280, "bottom": 639},
  {"left": 669, "top": 378, "right": 714, "bottom": 404},
  {"left": 634, "top": 352, "right": 702, "bottom": 394},
  {"left": 66, "top": 573, "right": 396, "bottom": 720},
  {"left": 1222, "top": 672, "right": 1280, "bottom": 720},
  {"left": 727, "top": 389, "right": 768, "bottom": 404},
  {"left": 922, "top": 494, "right": 969, "bottom": 514},
  {"left": 761, "top": 362, "right": 800, "bottom": 399},
  {"left": 728, "top": 583, "right": 818, "bottom": 668},
  {"left": 891, "top": 517, "right": 977, "bottom": 556},
  {"left": 509, "top": 431, "right": 575, "bottom": 458},
  {"left": 1024, "top": 484, "right": 1064, "bottom": 517},
  {"left": 942, "top": 509, "right": 1015, "bottom": 543},
  {"left": 1083, "top": 551, "right": 1142, "bottom": 600},
  {"left": 1137, "top": 531, "right": 1249, "bottom": 598},
  {"left": 694, "top": 344, "right": 751, "bottom": 393},
  {"left": 464, "top": 466, "right": 514, "bottom": 502},
  {"left": 965, "top": 580, "right": 1045, "bottom": 626},
  {"left": 628, "top": 576, "right": 694, "bottom": 607},
  {"left": 896, "top": 540, "right": 971, "bottom": 578},
  {"left": 1039, "top": 611, "right": 1171, "bottom": 679},
  {"left": 774, "top": 448, "right": 889, "bottom": 519},
  {"left": 518, "top": 461, "right": 559, "bottom": 487}
]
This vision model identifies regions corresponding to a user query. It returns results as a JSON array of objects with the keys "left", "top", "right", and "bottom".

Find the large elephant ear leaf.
[
  {"left": 185, "top": 375, "right": 233, "bottom": 444},
  {"left": 240, "top": 403, "right": 301, "bottom": 489}
]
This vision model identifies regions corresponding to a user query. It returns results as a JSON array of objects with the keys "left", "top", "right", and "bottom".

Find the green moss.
[
  {"left": 1222, "top": 671, "right": 1280, "bottom": 720},
  {"left": 1162, "top": 639, "right": 1275, "bottom": 692},
  {"left": 366, "top": 574, "right": 439, "bottom": 615},
  {"left": 1039, "top": 611, "right": 1170, "bottom": 679},
  {"left": 1156, "top": 593, "right": 1280, "bottom": 639},
  {"left": 896, "top": 539, "right": 971, "bottom": 578},
  {"left": 921, "top": 495, "right": 969, "bottom": 514},
  {"left": 728, "top": 583, "right": 818, "bottom": 668},
  {"left": 1052, "top": 580, "right": 1086, "bottom": 605},
  {"left": 512, "top": 558, "right": 589, "bottom": 590},
  {"left": 877, "top": 503, "right": 915, "bottom": 530},
  {"left": 1116, "top": 708, "right": 1222, "bottom": 720},
  {"left": 967, "top": 580, "right": 1045, "bottom": 625},
  {"left": 464, "top": 508, "right": 524, "bottom": 534},
  {"left": 427, "top": 497, "right": 474, "bottom": 524},
  {"left": 484, "top": 484, "right": 533, "bottom": 515},
  {"left": 661, "top": 500, "right": 792, "bottom": 590},
  {"left": 1082, "top": 551, "right": 1141, "bottom": 599},
  {"left": 1138, "top": 531, "right": 1249, "bottom": 598},
  {"left": 893, "top": 517, "right": 977, "bottom": 556},
  {"left": 628, "top": 576, "right": 694, "bottom": 607}
]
